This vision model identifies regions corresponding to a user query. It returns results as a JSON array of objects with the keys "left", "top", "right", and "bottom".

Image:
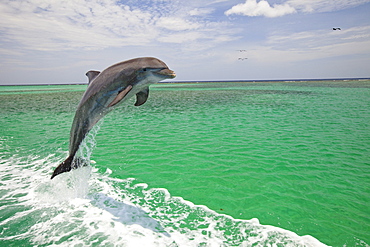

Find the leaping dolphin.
[{"left": 51, "top": 57, "right": 176, "bottom": 179}]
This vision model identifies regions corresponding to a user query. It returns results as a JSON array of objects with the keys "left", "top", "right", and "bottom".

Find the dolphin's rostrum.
[{"left": 51, "top": 57, "right": 176, "bottom": 179}]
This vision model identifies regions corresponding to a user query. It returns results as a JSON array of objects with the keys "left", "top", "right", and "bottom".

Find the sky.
[{"left": 0, "top": 0, "right": 370, "bottom": 84}]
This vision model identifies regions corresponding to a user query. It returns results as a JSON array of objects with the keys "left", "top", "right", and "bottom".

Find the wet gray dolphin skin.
[{"left": 51, "top": 57, "right": 176, "bottom": 179}]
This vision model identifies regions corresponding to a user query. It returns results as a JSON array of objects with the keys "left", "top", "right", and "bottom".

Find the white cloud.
[
  {"left": 157, "top": 32, "right": 203, "bottom": 43},
  {"left": 156, "top": 17, "right": 201, "bottom": 31},
  {"left": 225, "top": 0, "right": 296, "bottom": 18},
  {"left": 189, "top": 8, "right": 214, "bottom": 16},
  {"left": 287, "top": 0, "right": 370, "bottom": 13},
  {"left": 0, "top": 0, "right": 157, "bottom": 51},
  {"left": 225, "top": 0, "right": 370, "bottom": 18},
  {"left": 0, "top": 0, "right": 236, "bottom": 52},
  {"left": 157, "top": 20, "right": 239, "bottom": 51}
]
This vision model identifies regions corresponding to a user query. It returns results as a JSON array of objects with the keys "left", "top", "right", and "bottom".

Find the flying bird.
[{"left": 333, "top": 28, "right": 341, "bottom": 30}]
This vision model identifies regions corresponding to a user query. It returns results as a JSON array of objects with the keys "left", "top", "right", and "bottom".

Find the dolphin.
[{"left": 51, "top": 57, "right": 176, "bottom": 179}]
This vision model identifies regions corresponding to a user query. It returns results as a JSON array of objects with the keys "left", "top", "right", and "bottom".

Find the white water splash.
[{"left": 0, "top": 151, "right": 330, "bottom": 247}]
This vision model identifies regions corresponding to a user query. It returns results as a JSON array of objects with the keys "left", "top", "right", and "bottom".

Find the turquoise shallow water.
[{"left": 0, "top": 81, "right": 369, "bottom": 246}]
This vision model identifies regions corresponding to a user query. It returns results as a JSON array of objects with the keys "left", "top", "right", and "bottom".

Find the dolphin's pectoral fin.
[
  {"left": 135, "top": 87, "right": 149, "bottom": 106},
  {"left": 108, "top": 85, "right": 133, "bottom": 107}
]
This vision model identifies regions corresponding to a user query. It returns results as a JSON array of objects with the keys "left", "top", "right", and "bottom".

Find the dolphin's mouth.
[{"left": 157, "top": 68, "right": 176, "bottom": 78}]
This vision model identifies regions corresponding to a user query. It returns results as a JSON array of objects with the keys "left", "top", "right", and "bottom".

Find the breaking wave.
[{"left": 0, "top": 152, "right": 328, "bottom": 247}]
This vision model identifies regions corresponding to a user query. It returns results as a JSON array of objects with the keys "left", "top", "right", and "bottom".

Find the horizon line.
[{"left": 0, "top": 77, "right": 369, "bottom": 86}]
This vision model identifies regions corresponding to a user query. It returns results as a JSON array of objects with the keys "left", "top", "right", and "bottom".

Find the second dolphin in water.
[{"left": 51, "top": 57, "right": 176, "bottom": 179}]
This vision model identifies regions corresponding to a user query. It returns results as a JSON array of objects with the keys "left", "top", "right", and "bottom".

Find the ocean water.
[{"left": 0, "top": 81, "right": 369, "bottom": 247}]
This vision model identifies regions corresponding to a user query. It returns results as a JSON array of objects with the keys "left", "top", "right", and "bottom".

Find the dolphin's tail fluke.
[
  {"left": 51, "top": 155, "right": 90, "bottom": 179},
  {"left": 51, "top": 155, "right": 74, "bottom": 179}
]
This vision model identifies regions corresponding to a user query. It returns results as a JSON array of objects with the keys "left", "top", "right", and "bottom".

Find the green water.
[{"left": 0, "top": 81, "right": 369, "bottom": 246}]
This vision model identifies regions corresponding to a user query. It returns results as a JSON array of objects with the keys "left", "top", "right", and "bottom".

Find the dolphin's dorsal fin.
[
  {"left": 85, "top": 70, "right": 100, "bottom": 84},
  {"left": 135, "top": 87, "right": 149, "bottom": 106}
]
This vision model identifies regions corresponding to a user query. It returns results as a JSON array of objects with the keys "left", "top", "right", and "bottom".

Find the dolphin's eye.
[{"left": 143, "top": 68, "right": 147, "bottom": 72}]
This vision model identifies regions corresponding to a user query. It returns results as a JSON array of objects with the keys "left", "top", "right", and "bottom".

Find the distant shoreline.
[{"left": 0, "top": 77, "right": 369, "bottom": 86}]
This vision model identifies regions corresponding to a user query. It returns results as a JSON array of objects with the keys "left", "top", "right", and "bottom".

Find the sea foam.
[{"left": 0, "top": 152, "right": 329, "bottom": 246}]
